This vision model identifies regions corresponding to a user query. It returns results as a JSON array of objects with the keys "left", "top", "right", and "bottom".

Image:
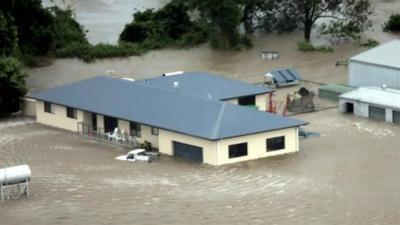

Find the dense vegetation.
[
  {"left": 241, "top": 0, "right": 372, "bottom": 42},
  {"left": 383, "top": 14, "right": 400, "bottom": 32},
  {"left": 0, "top": 0, "right": 375, "bottom": 62},
  {"left": 0, "top": 57, "right": 26, "bottom": 117},
  {"left": 119, "top": 1, "right": 209, "bottom": 49},
  {"left": 297, "top": 40, "right": 333, "bottom": 53}
]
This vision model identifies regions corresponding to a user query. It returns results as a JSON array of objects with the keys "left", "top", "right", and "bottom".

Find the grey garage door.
[
  {"left": 173, "top": 141, "right": 203, "bottom": 162},
  {"left": 393, "top": 111, "right": 400, "bottom": 123},
  {"left": 369, "top": 106, "right": 385, "bottom": 121}
]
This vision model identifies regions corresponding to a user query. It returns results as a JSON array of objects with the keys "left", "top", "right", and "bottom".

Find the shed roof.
[
  {"left": 350, "top": 40, "right": 400, "bottom": 69},
  {"left": 29, "top": 76, "right": 306, "bottom": 140},
  {"left": 319, "top": 83, "right": 355, "bottom": 94},
  {"left": 136, "top": 71, "right": 272, "bottom": 100},
  {"left": 339, "top": 86, "right": 400, "bottom": 110},
  {"left": 265, "top": 69, "right": 302, "bottom": 84}
]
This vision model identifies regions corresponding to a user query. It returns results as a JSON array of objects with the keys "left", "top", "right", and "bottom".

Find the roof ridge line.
[
  {"left": 131, "top": 77, "right": 224, "bottom": 102},
  {"left": 211, "top": 102, "right": 227, "bottom": 139}
]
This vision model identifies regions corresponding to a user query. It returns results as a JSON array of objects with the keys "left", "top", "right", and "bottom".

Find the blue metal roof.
[
  {"left": 29, "top": 76, "right": 306, "bottom": 140},
  {"left": 136, "top": 71, "right": 272, "bottom": 100},
  {"left": 267, "top": 69, "right": 302, "bottom": 84}
]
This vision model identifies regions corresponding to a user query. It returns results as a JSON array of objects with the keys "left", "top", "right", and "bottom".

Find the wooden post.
[{"left": 1, "top": 184, "right": 3, "bottom": 201}]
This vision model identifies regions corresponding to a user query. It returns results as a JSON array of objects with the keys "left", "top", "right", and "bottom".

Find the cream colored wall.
[
  {"left": 158, "top": 127, "right": 298, "bottom": 165},
  {"left": 158, "top": 129, "right": 217, "bottom": 165},
  {"left": 21, "top": 97, "right": 37, "bottom": 117},
  {"left": 36, "top": 101, "right": 84, "bottom": 132},
  {"left": 215, "top": 127, "right": 298, "bottom": 165},
  {"left": 118, "top": 119, "right": 159, "bottom": 148},
  {"left": 137, "top": 125, "right": 159, "bottom": 147},
  {"left": 118, "top": 119, "right": 129, "bottom": 134},
  {"left": 97, "top": 114, "right": 104, "bottom": 131},
  {"left": 256, "top": 93, "right": 268, "bottom": 111},
  {"left": 83, "top": 112, "right": 92, "bottom": 125},
  {"left": 223, "top": 93, "right": 268, "bottom": 111}
]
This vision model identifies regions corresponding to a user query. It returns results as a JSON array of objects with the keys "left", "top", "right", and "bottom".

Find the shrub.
[
  {"left": 119, "top": 22, "right": 150, "bottom": 43},
  {"left": 297, "top": 40, "right": 333, "bottom": 53},
  {"left": 360, "top": 39, "right": 379, "bottom": 48},
  {"left": 297, "top": 40, "right": 315, "bottom": 51},
  {"left": 119, "top": 1, "right": 208, "bottom": 50},
  {"left": 0, "top": 57, "right": 26, "bottom": 117},
  {"left": 383, "top": 14, "right": 400, "bottom": 32},
  {"left": 55, "top": 42, "right": 149, "bottom": 62}
]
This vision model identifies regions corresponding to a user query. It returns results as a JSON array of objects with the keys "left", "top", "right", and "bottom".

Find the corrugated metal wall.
[{"left": 349, "top": 61, "right": 400, "bottom": 89}]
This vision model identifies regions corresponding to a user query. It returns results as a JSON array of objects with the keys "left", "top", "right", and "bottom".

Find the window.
[
  {"left": 66, "top": 107, "right": 77, "bottom": 119},
  {"left": 267, "top": 136, "right": 285, "bottom": 152},
  {"left": 229, "top": 143, "right": 248, "bottom": 158},
  {"left": 130, "top": 122, "right": 141, "bottom": 137},
  {"left": 44, "top": 102, "right": 53, "bottom": 113},
  {"left": 238, "top": 95, "right": 256, "bottom": 106},
  {"left": 151, "top": 127, "right": 159, "bottom": 136}
]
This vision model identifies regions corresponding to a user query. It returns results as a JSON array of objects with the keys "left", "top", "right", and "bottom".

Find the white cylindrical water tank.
[{"left": 0, "top": 165, "right": 31, "bottom": 186}]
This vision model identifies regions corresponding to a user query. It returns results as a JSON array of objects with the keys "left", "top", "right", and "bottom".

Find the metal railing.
[{"left": 77, "top": 122, "right": 139, "bottom": 148}]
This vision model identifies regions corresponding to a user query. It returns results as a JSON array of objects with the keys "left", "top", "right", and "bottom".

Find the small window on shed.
[
  {"left": 66, "top": 107, "right": 77, "bottom": 119},
  {"left": 267, "top": 136, "right": 285, "bottom": 152},
  {"left": 229, "top": 143, "right": 248, "bottom": 158},
  {"left": 238, "top": 95, "right": 256, "bottom": 106},
  {"left": 44, "top": 102, "right": 53, "bottom": 113}
]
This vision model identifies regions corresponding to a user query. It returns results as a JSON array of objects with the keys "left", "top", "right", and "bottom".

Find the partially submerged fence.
[{"left": 77, "top": 122, "right": 139, "bottom": 148}]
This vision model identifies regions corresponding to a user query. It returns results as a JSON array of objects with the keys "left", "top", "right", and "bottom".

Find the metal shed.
[
  {"left": 349, "top": 40, "right": 400, "bottom": 89},
  {"left": 318, "top": 83, "right": 355, "bottom": 101},
  {"left": 264, "top": 69, "right": 302, "bottom": 87},
  {"left": 339, "top": 86, "right": 400, "bottom": 123}
]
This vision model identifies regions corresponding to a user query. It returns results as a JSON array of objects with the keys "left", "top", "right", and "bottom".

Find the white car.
[{"left": 115, "top": 149, "right": 152, "bottom": 162}]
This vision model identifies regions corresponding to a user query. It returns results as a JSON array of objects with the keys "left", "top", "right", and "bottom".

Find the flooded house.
[
  {"left": 339, "top": 86, "right": 400, "bottom": 124},
  {"left": 349, "top": 40, "right": 400, "bottom": 89},
  {"left": 28, "top": 73, "right": 306, "bottom": 165}
]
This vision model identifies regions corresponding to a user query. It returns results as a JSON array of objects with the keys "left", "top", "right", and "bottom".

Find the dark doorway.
[
  {"left": 104, "top": 116, "right": 118, "bottom": 133},
  {"left": 346, "top": 102, "right": 354, "bottom": 113},
  {"left": 92, "top": 113, "right": 97, "bottom": 131}
]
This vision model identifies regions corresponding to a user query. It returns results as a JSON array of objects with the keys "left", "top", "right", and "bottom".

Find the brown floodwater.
[{"left": 0, "top": 109, "right": 399, "bottom": 225}]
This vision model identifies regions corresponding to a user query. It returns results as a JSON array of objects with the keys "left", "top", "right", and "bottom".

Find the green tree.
[
  {"left": 49, "top": 6, "right": 88, "bottom": 50},
  {"left": 383, "top": 14, "right": 400, "bottom": 32},
  {"left": 0, "top": 0, "right": 54, "bottom": 55},
  {"left": 119, "top": 1, "right": 207, "bottom": 48},
  {"left": 190, "top": 0, "right": 243, "bottom": 49},
  {"left": 0, "top": 12, "right": 18, "bottom": 56},
  {"left": 251, "top": 0, "right": 371, "bottom": 42},
  {"left": 292, "top": 0, "right": 372, "bottom": 42},
  {"left": 0, "top": 57, "right": 26, "bottom": 117}
]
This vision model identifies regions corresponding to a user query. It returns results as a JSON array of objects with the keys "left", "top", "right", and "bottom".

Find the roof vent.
[
  {"left": 173, "top": 81, "right": 179, "bottom": 89},
  {"left": 121, "top": 77, "right": 135, "bottom": 82},
  {"left": 382, "top": 84, "right": 387, "bottom": 90},
  {"left": 162, "top": 71, "right": 184, "bottom": 77}
]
